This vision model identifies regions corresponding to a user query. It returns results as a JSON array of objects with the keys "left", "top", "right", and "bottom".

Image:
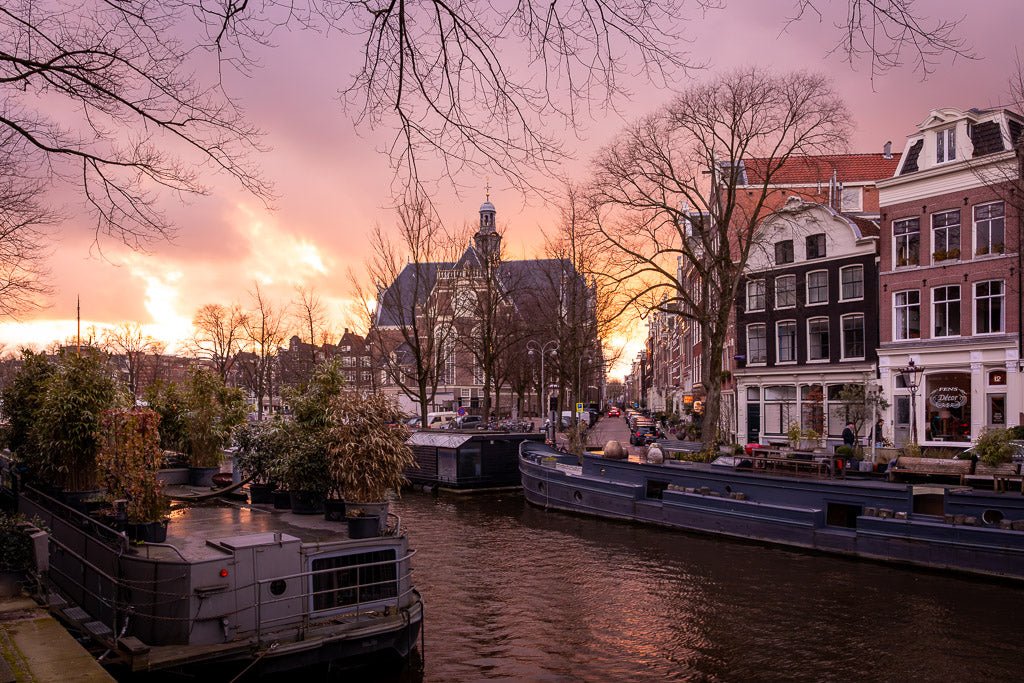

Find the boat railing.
[{"left": 253, "top": 548, "right": 419, "bottom": 647}]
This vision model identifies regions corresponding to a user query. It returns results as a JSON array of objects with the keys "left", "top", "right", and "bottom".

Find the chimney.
[{"left": 883, "top": 141, "right": 893, "bottom": 159}]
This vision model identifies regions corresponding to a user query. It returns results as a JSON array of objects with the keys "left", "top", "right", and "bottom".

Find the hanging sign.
[{"left": 928, "top": 387, "right": 968, "bottom": 409}]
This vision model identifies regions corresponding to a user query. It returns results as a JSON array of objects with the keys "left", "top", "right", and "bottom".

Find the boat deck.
[{"left": 143, "top": 489, "right": 386, "bottom": 563}]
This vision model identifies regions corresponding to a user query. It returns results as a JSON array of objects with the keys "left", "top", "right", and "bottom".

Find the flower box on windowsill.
[
  {"left": 932, "top": 248, "right": 960, "bottom": 262},
  {"left": 976, "top": 244, "right": 1005, "bottom": 256}
]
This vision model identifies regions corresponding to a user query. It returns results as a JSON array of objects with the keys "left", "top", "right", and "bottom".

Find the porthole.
[
  {"left": 725, "top": 485, "right": 733, "bottom": 493},
  {"left": 982, "top": 509, "right": 1004, "bottom": 526},
  {"left": 573, "top": 490, "right": 583, "bottom": 502},
  {"left": 270, "top": 579, "right": 287, "bottom": 596}
]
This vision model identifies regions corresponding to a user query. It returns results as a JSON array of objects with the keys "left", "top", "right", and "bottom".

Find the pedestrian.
[
  {"left": 841, "top": 421, "right": 857, "bottom": 470},
  {"left": 874, "top": 418, "right": 883, "bottom": 447}
]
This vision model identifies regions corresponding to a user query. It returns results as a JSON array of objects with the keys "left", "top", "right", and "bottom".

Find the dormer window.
[{"left": 936, "top": 126, "right": 956, "bottom": 163}]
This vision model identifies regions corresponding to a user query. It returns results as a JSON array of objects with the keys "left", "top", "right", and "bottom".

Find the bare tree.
[
  {"left": 240, "top": 283, "right": 287, "bottom": 420},
  {"left": 586, "top": 68, "right": 851, "bottom": 447},
  {"left": 0, "top": 131, "right": 55, "bottom": 318},
  {"left": 292, "top": 286, "right": 328, "bottom": 374},
  {"left": 358, "top": 195, "right": 458, "bottom": 427},
  {"left": 0, "top": 1, "right": 270, "bottom": 247},
  {"left": 102, "top": 322, "right": 165, "bottom": 399},
  {"left": 191, "top": 303, "right": 248, "bottom": 382}
]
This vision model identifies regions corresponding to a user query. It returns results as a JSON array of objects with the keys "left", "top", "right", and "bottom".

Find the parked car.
[
  {"left": 630, "top": 425, "right": 656, "bottom": 446},
  {"left": 456, "top": 415, "right": 483, "bottom": 429}
]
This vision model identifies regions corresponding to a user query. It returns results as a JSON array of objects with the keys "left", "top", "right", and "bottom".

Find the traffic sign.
[
  {"left": 457, "top": 407, "right": 467, "bottom": 417},
  {"left": 575, "top": 402, "right": 584, "bottom": 413}
]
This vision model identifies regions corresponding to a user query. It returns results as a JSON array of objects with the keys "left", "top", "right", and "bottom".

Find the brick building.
[{"left": 876, "top": 106, "right": 1024, "bottom": 446}]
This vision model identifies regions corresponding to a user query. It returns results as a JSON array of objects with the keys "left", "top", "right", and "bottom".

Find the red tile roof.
[{"left": 743, "top": 153, "right": 902, "bottom": 185}]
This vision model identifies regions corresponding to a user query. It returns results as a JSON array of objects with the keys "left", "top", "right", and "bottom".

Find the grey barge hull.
[{"left": 520, "top": 444, "right": 1024, "bottom": 582}]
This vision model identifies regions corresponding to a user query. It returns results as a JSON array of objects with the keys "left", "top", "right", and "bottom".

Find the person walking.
[{"left": 841, "top": 421, "right": 857, "bottom": 472}]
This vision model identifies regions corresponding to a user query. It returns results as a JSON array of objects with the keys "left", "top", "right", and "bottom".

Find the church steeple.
[{"left": 474, "top": 188, "right": 500, "bottom": 260}]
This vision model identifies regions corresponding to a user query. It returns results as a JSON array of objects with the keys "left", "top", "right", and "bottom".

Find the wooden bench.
[
  {"left": 966, "top": 462, "right": 1023, "bottom": 493},
  {"left": 888, "top": 456, "right": 972, "bottom": 484}
]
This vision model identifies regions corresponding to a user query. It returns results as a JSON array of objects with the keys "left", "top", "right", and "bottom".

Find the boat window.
[
  {"left": 825, "top": 503, "right": 861, "bottom": 529},
  {"left": 311, "top": 549, "right": 398, "bottom": 612},
  {"left": 646, "top": 480, "right": 669, "bottom": 499}
]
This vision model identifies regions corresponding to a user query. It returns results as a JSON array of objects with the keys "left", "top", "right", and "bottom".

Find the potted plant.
[
  {"left": 24, "top": 351, "right": 124, "bottom": 503},
  {"left": 0, "top": 513, "right": 43, "bottom": 597},
  {"left": 280, "top": 428, "right": 329, "bottom": 514},
  {"left": 972, "top": 428, "right": 1015, "bottom": 469},
  {"left": 234, "top": 420, "right": 285, "bottom": 504},
  {"left": 328, "top": 392, "right": 415, "bottom": 537},
  {"left": 786, "top": 422, "right": 802, "bottom": 451},
  {"left": 181, "top": 368, "right": 246, "bottom": 487},
  {"left": 97, "top": 408, "right": 169, "bottom": 543}
]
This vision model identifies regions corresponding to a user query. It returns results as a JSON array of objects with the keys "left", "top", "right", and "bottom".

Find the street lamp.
[
  {"left": 527, "top": 340, "right": 558, "bottom": 441},
  {"left": 897, "top": 358, "right": 924, "bottom": 446},
  {"left": 576, "top": 354, "right": 593, "bottom": 427}
]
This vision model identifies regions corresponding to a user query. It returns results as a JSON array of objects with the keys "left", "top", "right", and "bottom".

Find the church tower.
[{"left": 473, "top": 190, "right": 501, "bottom": 262}]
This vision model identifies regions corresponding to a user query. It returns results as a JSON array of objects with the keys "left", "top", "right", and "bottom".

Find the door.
[
  {"left": 746, "top": 404, "right": 761, "bottom": 444},
  {"left": 894, "top": 395, "right": 911, "bottom": 447}
]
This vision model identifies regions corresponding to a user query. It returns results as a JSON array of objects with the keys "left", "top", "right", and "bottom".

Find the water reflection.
[{"left": 379, "top": 493, "right": 1023, "bottom": 683}]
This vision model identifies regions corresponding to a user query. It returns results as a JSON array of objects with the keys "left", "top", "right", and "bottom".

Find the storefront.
[{"left": 878, "top": 342, "right": 1021, "bottom": 449}]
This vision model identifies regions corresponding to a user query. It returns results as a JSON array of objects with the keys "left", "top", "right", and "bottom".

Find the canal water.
[{"left": 379, "top": 491, "right": 1024, "bottom": 683}]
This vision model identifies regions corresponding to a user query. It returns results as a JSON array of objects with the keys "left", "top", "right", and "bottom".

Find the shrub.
[
  {"left": 97, "top": 408, "right": 167, "bottom": 523},
  {"left": 973, "top": 428, "right": 1015, "bottom": 468},
  {"left": 234, "top": 419, "right": 288, "bottom": 484},
  {"left": 181, "top": 368, "right": 246, "bottom": 468},
  {"left": 0, "top": 513, "right": 36, "bottom": 574},
  {"left": 328, "top": 392, "right": 414, "bottom": 504}
]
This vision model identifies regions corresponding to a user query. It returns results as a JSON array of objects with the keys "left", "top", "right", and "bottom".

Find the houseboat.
[
  {"left": 2, "top": 455, "right": 423, "bottom": 678},
  {"left": 407, "top": 430, "right": 542, "bottom": 490},
  {"left": 519, "top": 442, "right": 1024, "bottom": 581}
]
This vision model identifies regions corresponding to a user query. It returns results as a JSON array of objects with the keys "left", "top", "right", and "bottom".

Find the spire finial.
[{"left": 485, "top": 177, "right": 490, "bottom": 201}]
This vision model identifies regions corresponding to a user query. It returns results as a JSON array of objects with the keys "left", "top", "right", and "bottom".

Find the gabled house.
[
  {"left": 876, "top": 106, "right": 1024, "bottom": 447},
  {"left": 734, "top": 197, "right": 880, "bottom": 447}
]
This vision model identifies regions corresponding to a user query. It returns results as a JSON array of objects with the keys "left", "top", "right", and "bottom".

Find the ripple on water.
[{"left": 383, "top": 493, "right": 1024, "bottom": 683}]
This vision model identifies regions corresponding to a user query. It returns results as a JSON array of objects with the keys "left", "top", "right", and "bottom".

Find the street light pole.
[
  {"left": 528, "top": 340, "right": 558, "bottom": 442},
  {"left": 897, "top": 358, "right": 924, "bottom": 447}
]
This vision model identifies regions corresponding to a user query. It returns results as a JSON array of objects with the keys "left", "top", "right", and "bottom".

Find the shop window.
[
  {"left": 763, "top": 385, "right": 797, "bottom": 435},
  {"left": 988, "top": 394, "right": 1006, "bottom": 427},
  {"left": 925, "top": 373, "right": 971, "bottom": 443}
]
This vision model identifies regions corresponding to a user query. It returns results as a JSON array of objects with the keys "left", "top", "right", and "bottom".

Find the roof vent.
[{"left": 883, "top": 141, "right": 893, "bottom": 159}]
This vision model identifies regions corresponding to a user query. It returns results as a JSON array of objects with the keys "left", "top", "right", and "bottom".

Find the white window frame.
[
  {"left": 776, "top": 320, "right": 797, "bottom": 364},
  {"left": 839, "top": 265, "right": 864, "bottom": 302},
  {"left": 936, "top": 126, "right": 956, "bottom": 164},
  {"left": 746, "top": 279, "right": 766, "bottom": 312},
  {"left": 973, "top": 201, "right": 1006, "bottom": 257},
  {"left": 931, "top": 209, "right": 961, "bottom": 262},
  {"left": 974, "top": 280, "right": 1005, "bottom": 335},
  {"left": 840, "top": 313, "right": 865, "bottom": 361},
  {"left": 746, "top": 323, "right": 767, "bottom": 365},
  {"left": 805, "top": 270, "right": 829, "bottom": 306},
  {"left": 893, "top": 218, "right": 920, "bottom": 268},
  {"left": 932, "top": 285, "right": 961, "bottom": 338},
  {"left": 775, "top": 275, "right": 797, "bottom": 310},
  {"left": 806, "top": 317, "right": 830, "bottom": 363},
  {"left": 893, "top": 290, "right": 921, "bottom": 341}
]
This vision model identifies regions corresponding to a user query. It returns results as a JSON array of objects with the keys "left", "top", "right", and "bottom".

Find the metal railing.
[{"left": 253, "top": 548, "right": 419, "bottom": 647}]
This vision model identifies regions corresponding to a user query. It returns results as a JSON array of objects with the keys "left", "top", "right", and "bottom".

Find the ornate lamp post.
[
  {"left": 527, "top": 340, "right": 558, "bottom": 441},
  {"left": 897, "top": 358, "right": 924, "bottom": 446}
]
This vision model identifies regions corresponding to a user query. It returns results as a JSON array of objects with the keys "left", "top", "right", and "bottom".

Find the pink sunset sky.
[{"left": 2, "top": 1, "right": 1021, "bottom": 378}]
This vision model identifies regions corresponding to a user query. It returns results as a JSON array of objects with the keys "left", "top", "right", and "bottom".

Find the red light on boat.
[{"left": 220, "top": 568, "right": 229, "bottom": 578}]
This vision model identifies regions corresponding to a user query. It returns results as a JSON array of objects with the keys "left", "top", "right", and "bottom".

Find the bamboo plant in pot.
[
  {"left": 97, "top": 408, "right": 170, "bottom": 544},
  {"left": 234, "top": 420, "right": 286, "bottom": 504},
  {"left": 181, "top": 368, "right": 246, "bottom": 487},
  {"left": 328, "top": 392, "right": 415, "bottom": 538},
  {"left": 2, "top": 350, "right": 123, "bottom": 504},
  {"left": 278, "top": 361, "right": 347, "bottom": 515}
]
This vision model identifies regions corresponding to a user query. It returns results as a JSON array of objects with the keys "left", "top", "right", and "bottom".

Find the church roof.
[
  {"left": 374, "top": 261, "right": 453, "bottom": 327},
  {"left": 479, "top": 200, "right": 496, "bottom": 213}
]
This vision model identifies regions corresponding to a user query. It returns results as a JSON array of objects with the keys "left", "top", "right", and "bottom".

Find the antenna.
[{"left": 76, "top": 295, "right": 81, "bottom": 356}]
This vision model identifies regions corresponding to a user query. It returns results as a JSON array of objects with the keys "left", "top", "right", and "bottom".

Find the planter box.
[{"left": 157, "top": 468, "right": 189, "bottom": 486}]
